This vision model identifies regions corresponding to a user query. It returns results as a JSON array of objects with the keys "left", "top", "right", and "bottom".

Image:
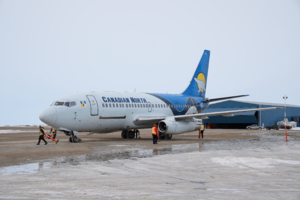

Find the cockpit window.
[
  {"left": 54, "top": 101, "right": 64, "bottom": 106},
  {"left": 50, "top": 102, "right": 54, "bottom": 106},
  {"left": 63, "top": 101, "right": 76, "bottom": 107}
]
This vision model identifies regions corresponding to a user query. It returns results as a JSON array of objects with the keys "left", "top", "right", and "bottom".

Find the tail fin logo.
[{"left": 194, "top": 73, "right": 206, "bottom": 92}]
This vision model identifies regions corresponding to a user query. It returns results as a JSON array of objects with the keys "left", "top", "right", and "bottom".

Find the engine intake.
[{"left": 158, "top": 121, "right": 167, "bottom": 133}]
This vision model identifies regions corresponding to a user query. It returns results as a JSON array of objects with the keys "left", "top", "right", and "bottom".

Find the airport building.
[{"left": 202, "top": 100, "right": 300, "bottom": 129}]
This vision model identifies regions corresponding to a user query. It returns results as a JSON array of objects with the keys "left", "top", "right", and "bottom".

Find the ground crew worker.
[
  {"left": 151, "top": 124, "right": 159, "bottom": 144},
  {"left": 37, "top": 125, "right": 47, "bottom": 145},
  {"left": 51, "top": 127, "right": 57, "bottom": 139},
  {"left": 200, "top": 124, "right": 205, "bottom": 138}
]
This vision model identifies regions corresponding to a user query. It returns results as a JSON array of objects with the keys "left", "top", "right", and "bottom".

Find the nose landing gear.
[{"left": 69, "top": 131, "right": 82, "bottom": 143}]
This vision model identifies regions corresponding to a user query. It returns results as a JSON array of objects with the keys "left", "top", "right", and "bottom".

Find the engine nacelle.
[{"left": 158, "top": 118, "right": 201, "bottom": 135}]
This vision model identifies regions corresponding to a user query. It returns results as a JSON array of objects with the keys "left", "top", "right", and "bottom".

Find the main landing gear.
[
  {"left": 121, "top": 129, "right": 140, "bottom": 139},
  {"left": 159, "top": 133, "right": 172, "bottom": 140}
]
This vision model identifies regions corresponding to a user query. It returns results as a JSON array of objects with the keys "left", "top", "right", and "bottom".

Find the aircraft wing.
[{"left": 133, "top": 107, "right": 282, "bottom": 125}]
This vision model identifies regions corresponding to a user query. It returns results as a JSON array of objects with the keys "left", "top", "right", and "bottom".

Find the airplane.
[{"left": 39, "top": 50, "right": 281, "bottom": 142}]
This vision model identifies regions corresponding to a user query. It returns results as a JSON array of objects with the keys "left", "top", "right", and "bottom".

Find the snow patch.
[
  {"left": 211, "top": 157, "right": 300, "bottom": 169},
  {"left": 0, "top": 130, "right": 35, "bottom": 134}
]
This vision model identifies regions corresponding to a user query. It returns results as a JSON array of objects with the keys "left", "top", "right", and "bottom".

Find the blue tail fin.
[{"left": 182, "top": 50, "right": 210, "bottom": 97}]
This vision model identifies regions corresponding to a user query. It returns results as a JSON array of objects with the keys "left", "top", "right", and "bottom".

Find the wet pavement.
[{"left": 1, "top": 132, "right": 300, "bottom": 176}]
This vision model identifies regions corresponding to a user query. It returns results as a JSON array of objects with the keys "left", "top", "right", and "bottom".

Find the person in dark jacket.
[{"left": 37, "top": 125, "right": 47, "bottom": 145}]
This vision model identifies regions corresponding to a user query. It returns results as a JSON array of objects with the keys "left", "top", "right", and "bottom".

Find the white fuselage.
[{"left": 39, "top": 91, "right": 198, "bottom": 134}]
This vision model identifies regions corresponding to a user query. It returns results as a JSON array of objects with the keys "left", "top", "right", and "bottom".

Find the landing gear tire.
[
  {"left": 166, "top": 134, "right": 172, "bottom": 140},
  {"left": 69, "top": 131, "right": 81, "bottom": 143},
  {"left": 160, "top": 134, "right": 166, "bottom": 140},
  {"left": 128, "top": 130, "right": 135, "bottom": 139},
  {"left": 73, "top": 136, "right": 79, "bottom": 142},
  {"left": 121, "top": 130, "right": 127, "bottom": 139}
]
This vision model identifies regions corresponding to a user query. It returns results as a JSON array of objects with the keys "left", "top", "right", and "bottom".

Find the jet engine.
[{"left": 158, "top": 117, "right": 201, "bottom": 135}]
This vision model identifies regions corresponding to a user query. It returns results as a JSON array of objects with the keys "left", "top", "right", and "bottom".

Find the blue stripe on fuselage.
[{"left": 148, "top": 93, "right": 208, "bottom": 116}]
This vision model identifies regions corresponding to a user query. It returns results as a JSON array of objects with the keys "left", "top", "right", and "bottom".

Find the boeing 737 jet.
[{"left": 39, "top": 50, "right": 281, "bottom": 142}]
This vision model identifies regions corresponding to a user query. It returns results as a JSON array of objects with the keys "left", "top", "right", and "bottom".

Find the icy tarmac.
[{"left": 1, "top": 131, "right": 300, "bottom": 199}]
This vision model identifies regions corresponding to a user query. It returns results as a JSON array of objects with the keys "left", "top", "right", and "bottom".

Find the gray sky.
[{"left": 0, "top": 0, "right": 299, "bottom": 126}]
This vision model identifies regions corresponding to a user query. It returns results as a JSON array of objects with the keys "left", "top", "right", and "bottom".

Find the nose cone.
[{"left": 39, "top": 107, "right": 57, "bottom": 126}]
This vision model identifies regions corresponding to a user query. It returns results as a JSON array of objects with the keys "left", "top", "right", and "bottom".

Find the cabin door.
[{"left": 86, "top": 95, "right": 99, "bottom": 116}]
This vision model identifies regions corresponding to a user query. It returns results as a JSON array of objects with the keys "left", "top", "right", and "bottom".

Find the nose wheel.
[{"left": 69, "top": 131, "right": 82, "bottom": 143}]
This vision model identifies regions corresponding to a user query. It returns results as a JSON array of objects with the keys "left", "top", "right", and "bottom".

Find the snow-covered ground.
[{"left": 0, "top": 130, "right": 36, "bottom": 134}]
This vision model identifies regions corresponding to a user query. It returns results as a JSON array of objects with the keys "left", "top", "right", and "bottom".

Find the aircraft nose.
[
  {"left": 39, "top": 107, "right": 57, "bottom": 126},
  {"left": 39, "top": 112, "right": 45, "bottom": 122}
]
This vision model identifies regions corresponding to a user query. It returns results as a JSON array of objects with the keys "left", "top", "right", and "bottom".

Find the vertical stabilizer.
[{"left": 182, "top": 50, "right": 210, "bottom": 97}]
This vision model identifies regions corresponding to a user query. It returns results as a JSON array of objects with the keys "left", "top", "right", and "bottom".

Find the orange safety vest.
[
  {"left": 200, "top": 125, "right": 204, "bottom": 131},
  {"left": 152, "top": 127, "right": 157, "bottom": 135}
]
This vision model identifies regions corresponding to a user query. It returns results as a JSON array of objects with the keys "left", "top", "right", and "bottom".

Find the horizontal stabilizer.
[{"left": 203, "top": 94, "right": 249, "bottom": 103}]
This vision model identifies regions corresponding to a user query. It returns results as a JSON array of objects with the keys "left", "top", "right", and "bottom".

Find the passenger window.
[
  {"left": 126, "top": 104, "right": 128, "bottom": 108},
  {"left": 102, "top": 103, "right": 105, "bottom": 107},
  {"left": 109, "top": 104, "right": 111, "bottom": 107},
  {"left": 129, "top": 104, "right": 131, "bottom": 108},
  {"left": 143, "top": 104, "right": 145, "bottom": 108},
  {"left": 106, "top": 104, "right": 108, "bottom": 107},
  {"left": 158, "top": 104, "right": 160, "bottom": 108},
  {"left": 152, "top": 104, "right": 154, "bottom": 108},
  {"left": 161, "top": 104, "right": 163, "bottom": 108},
  {"left": 146, "top": 104, "right": 148, "bottom": 108},
  {"left": 137, "top": 104, "right": 139, "bottom": 108},
  {"left": 116, "top": 104, "right": 118, "bottom": 108},
  {"left": 64, "top": 102, "right": 70, "bottom": 107}
]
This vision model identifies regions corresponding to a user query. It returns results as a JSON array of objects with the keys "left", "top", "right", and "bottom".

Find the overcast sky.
[{"left": 0, "top": 0, "right": 299, "bottom": 126}]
